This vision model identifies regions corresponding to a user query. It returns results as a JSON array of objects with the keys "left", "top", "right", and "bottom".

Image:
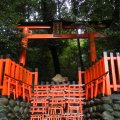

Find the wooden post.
[
  {"left": 34, "top": 68, "right": 38, "bottom": 85},
  {"left": 2, "top": 59, "right": 11, "bottom": 96},
  {"left": 116, "top": 52, "right": 120, "bottom": 84},
  {"left": 78, "top": 67, "right": 82, "bottom": 84},
  {"left": 19, "top": 47, "right": 27, "bottom": 66},
  {"left": 0, "top": 59, "right": 4, "bottom": 85},
  {"left": 103, "top": 52, "right": 111, "bottom": 95},
  {"left": 89, "top": 33, "right": 97, "bottom": 63},
  {"left": 19, "top": 27, "right": 29, "bottom": 66},
  {"left": 110, "top": 52, "right": 117, "bottom": 91}
]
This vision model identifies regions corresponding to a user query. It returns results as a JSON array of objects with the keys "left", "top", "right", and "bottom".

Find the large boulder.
[{"left": 52, "top": 74, "right": 68, "bottom": 83}]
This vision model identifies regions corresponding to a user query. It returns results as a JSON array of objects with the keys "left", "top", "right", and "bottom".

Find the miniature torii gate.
[{"left": 17, "top": 21, "right": 106, "bottom": 66}]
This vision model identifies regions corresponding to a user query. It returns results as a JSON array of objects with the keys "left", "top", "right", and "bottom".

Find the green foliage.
[
  {"left": 0, "top": 0, "right": 119, "bottom": 82},
  {"left": 60, "top": 40, "right": 79, "bottom": 81},
  {"left": 27, "top": 47, "right": 54, "bottom": 82},
  {"left": 40, "top": 0, "right": 57, "bottom": 21},
  {"left": 78, "top": 0, "right": 114, "bottom": 21},
  {"left": 0, "top": 28, "right": 20, "bottom": 61},
  {"left": 96, "top": 29, "right": 120, "bottom": 55}
]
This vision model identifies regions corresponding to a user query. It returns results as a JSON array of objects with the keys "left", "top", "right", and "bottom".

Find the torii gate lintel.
[{"left": 17, "top": 22, "right": 107, "bottom": 66}]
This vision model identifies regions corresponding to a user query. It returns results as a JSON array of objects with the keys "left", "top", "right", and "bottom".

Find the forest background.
[{"left": 0, "top": 0, "right": 119, "bottom": 83}]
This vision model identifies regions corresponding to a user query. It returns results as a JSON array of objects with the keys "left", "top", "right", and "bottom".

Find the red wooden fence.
[
  {"left": 31, "top": 84, "right": 85, "bottom": 120},
  {"left": 78, "top": 52, "right": 120, "bottom": 100},
  {"left": 0, "top": 58, "right": 38, "bottom": 101}
]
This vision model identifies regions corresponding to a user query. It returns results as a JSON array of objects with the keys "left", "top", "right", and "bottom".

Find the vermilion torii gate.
[{"left": 17, "top": 21, "right": 107, "bottom": 66}]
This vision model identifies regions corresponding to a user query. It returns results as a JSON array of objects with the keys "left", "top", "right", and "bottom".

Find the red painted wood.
[
  {"left": 26, "top": 33, "right": 89, "bottom": 39},
  {"left": 116, "top": 53, "right": 120, "bottom": 84},
  {"left": 89, "top": 33, "right": 97, "bottom": 62},
  {"left": 19, "top": 47, "right": 27, "bottom": 66},
  {"left": 17, "top": 26, "right": 51, "bottom": 29},
  {"left": 0, "top": 59, "right": 4, "bottom": 85},
  {"left": 110, "top": 53, "right": 117, "bottom": 91},
  {"left": 103, "top": 52, "right": 111, "bottom": 95}
]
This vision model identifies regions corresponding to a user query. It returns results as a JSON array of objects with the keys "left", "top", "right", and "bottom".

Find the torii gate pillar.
[
  {"left": 19, "top": 27, "right": 29, "bottom": 66},
  {"left": 89, "top": 33, "right": 97, "bottom": 63}
]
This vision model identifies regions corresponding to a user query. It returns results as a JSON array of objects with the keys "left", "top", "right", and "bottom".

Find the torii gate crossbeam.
[{"left": 17, "top": 21, "right": 107, "bottom": 66}]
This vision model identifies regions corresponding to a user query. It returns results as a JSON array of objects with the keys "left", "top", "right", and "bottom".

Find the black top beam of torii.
[{"left": 17, "top": 19, "right": 112, "bottom": 66}]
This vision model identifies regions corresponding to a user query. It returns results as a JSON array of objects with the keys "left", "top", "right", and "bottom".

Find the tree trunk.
[
  {"left": 113, "top": 0, "right": 120, "bottom": 22},
  {"left": 111, "top": 0, "right": 120, "bottom": 30},
  {"left": 49, "top": 44, "right": 61, "bottom": 74},
  {"left": 77, "top": 39, "right": 84, "bottom": 70}
]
